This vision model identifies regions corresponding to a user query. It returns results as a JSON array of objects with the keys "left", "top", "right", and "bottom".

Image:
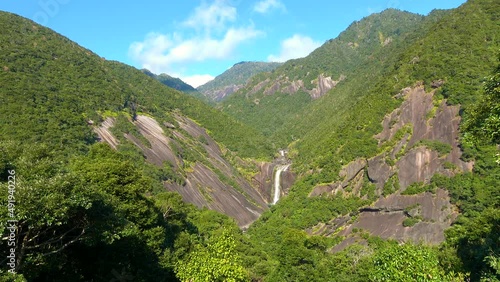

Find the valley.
[{"left": 0, "top": 0, "right": 499, "bottom": 281}]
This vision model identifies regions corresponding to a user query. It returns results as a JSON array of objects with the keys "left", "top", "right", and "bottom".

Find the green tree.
[
  {"left": 446, "top": 208, "right": 500, "bottom": 281},
  {"left": 371, "top": 243, "right": 465, "bottom": 282},
  {"left": 465, "top": 53, "right": 500, "bottom": 144},
  {"left": 0, "top": 143, "right": 177, "bottom": 281},
  {"left": 175, "top": 228, "right": 248, "bottom": 282}
]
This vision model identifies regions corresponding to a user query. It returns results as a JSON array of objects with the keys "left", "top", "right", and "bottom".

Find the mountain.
[
  {"left": 140, "top": 69, "right": 212, "bottom": 103},
  {"left": 141, "top": 69, "right": 196, "bottom": 92},
  {"left": 243, "top": 0, "right": 500, "bottom": 280},
  {"left": 220, "top": 9, "right": 434, "bottom": 138},
  {"left": 0, "top": 11, "right": 279, "bottom": 280},
  {"left": 1, "top": 0, "right": 499, "bottom": 280},
  {"left": 197, "top": 61, "right": 282, "bottom": 102}
]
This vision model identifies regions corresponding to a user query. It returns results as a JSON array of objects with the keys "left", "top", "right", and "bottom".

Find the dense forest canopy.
[{"left": 0, "top": 0, "right": 499, "bottom": 281}]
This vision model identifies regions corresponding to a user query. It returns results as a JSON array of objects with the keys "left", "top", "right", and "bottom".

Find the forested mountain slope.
[
  {"left": 197, "top": 61, "right": 282, "bottom": 102},
  {"left": 0, "top": 0, "right": 499, "bottom": 280},
  {"left": 244, "top": 0, "right": 500, "bottom": 280},
  {"left": 220, "top": 9, "right": 433, "bottom": 138},
  {"left": 141, "top": 69, "right": 196, "bottom": 93},
  {"left": 0, "top": 11, "right": 276, "bottom": 281},
  {"left": 0, "top": 11, "right": 272, "bottom": 159}
]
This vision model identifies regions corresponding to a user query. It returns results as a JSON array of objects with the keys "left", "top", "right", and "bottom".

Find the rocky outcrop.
[
  {"left": 397, "top": 147, "right": 440, "bottom": 190},
  {"left": 309, "top": 84, "right": 473, "bottom": 247},
  {"left": 339, "top": 158, "right": 367, "bottom": 184},
  {"left": 309, "top": 74, "right": 346, "bottom": 99},
  {"left": 309, "top": 158, "right": 366, "bottom": 197},
  {"left": 95, "top": 114, "right": 270, "bottom": 227},
  {"left": 197, "top": 61, "right": 282, "bottom": 101},
  {"left": 259, "top": 74, "right": 345, "bottom": 98},
  {"left": 340, "top": 189, "right": 457, "bottom": 248},
  {"left": 167, "top": 163, "right": 266, "bottom": 228},
  {"left": 253, "top": 161, "right": 295, "bottom": 203},
  {"left": 253, "top": 162, "right": 275, "bottom": 200},
  {"left": 282, "top": 80, "right": 304, "bottom": 94},
  {"left": 165, "top": 115, "right": 270, "bottom": 226},
  {"left": 131, "top": 115, "right": 178, "bottom": 167},
  {"left": 248, "top": 79, "right": 270, "bottom": 96},
  {"left": 203, "top": 84, "right": 244, "bottom": 101},
  {"left": 367, "top": 154, "right": 393, "bottom": 189},
  {"left": 375, "top": 85, "right": 473, "bottom": 189},
  {"left": 94, "top": 117, "right": 119, "bottom": 149},
  {"left": 315, "top": 189, "right": 458, "bottom": 252}
]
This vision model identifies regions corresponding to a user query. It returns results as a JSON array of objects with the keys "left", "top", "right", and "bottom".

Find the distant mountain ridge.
[
  {"left": 221, "top": 8, "right": 429, "bottom": 138},
  {"left": 141, "top": 69, "right": 197, "bottom": 93},
  {"left": 141, "top": 69, "right": 212, "bottom": 103},
  {"left": 197, "top": 61, "right": 282, "bottom": 102}
]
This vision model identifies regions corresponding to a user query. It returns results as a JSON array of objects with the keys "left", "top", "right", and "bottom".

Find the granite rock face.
[
  {"left": 95, "top": 114, "right": 271, "bottom": 227},
  {"left": 253, "top": 162, "right": 295, "bottom": 203},
  {"left": 94, "top": 117, "right": 119, "bottom": 149},
  {"left": 258, "top": 74, "right": 346, "bottom": 99},
  {"left": 308, "top": 84, "right": 473, "bottom": 247},
  {"left": 367, "top": 154, "right": 393, "bottom": 190}
]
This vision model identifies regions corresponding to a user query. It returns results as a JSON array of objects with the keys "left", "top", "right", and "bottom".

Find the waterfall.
[{"left": 272, "top": 164, "right": 290, "bottom": 204}]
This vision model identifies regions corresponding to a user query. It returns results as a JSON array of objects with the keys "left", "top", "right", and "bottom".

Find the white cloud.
[
  {"left": 183, "top": 0, "right": 236, "bottom": 33},
  {"left": 267, "top": 34, "right": 321, "bottom": 62},
  {"left": 129, "top": 26, "right": 262, "bottom": 74},
  {"left": 128, "top": 0, "right": 262, "bottom": 78},
  {"left": 254, "top": 0, "right": 286, "bottom": 14},
  {"left": 180, "top": 74, "right": 215, "bottom": 88}
]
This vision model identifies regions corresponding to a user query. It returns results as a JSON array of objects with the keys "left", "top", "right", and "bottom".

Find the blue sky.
[{"left": 1, "top": 0, "right": 466, "bottom": 87}]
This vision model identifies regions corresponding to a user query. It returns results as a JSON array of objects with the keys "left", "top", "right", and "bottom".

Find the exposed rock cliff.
[
  {"left": 324, "top": 188, "right": 458, "bottom": 252},
  {"left": 253, "top": 161, "right": 295, "bottom": 203},
  {"left": 94, "top": 117, "right": 119, "bottom": 149},
  {"left": 308, "top": 84, "right": 473, "bottom": 246},
  {"left": 94, "top": 114, "right": 272, "bottom": 227},
  {"left": 257, "top": 74, "right": 346, "bottom": 99},
  {"left": 197, "top": 61, "right": 282, "bottom": 102}
]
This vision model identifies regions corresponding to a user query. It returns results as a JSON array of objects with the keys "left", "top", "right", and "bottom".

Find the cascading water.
[{"left": 272, "top": 164, "right": 290, "bottom": 204}]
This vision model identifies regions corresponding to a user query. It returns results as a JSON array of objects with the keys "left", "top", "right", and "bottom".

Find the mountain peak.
[{"left": 197, "top": 61, "right": 282, "bottom": 102}]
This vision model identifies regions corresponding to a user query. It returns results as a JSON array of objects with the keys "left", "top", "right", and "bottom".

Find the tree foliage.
[{"left": 175, "top": 228, "right": 248, "bottom": 282}]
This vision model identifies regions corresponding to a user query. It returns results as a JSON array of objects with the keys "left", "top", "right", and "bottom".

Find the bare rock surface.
[
  {"left": 253, "top": 162, "right": 276, "bottom": 202},
  {"left": 397, "top": 147, "right": 440, "bottom": 190},
  {"left": 310, "top": 158, "right": 365, "bottom": 197},
  {"left": 309, "top": 74, "right": 346, "bottom": 99},
  {"left": 248, "top": 79, "right": 270, "bottom": 96},
  {"left": 339, "top": 158, "right": 367, "bottom": 184},
  {"left": 310, "top": 84, "right": 473, "bottom": 248},
  {"left": 203, "top": 84, "right": 243, "bottom": 101},
  {"left": 367, "top": 154, "right": 393, "bottom": 189},
  {"left": 166, "top": 163, "right": 265, "bottom": 227},
  {"left": 132, "top": 115, "right": 178, "bottom": 167},
  {"left": 94, "top": 117, "right": 119, "bottom": 149},
  {"left": 95, "top": 114, "right": 270, "bottom": 227},
  {"left": 259, "top": 74, "right": 345, "bottom": 98},
  {"left": 339, "top": 189, "right": 457, "bottom": 245},
  {"left": 375, "top": 85, "right": 473, "bottom": 189},
  {"left": 253, "top": 161, "right": 295, "bottom": 203}
]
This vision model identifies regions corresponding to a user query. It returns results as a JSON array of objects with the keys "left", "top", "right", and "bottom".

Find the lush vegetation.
[
  {"left": 221, "top": 9, "right": 429, "bottom": 144},
  {"left": 0, "top": 142, "right": 257, "bottom": 281},
  {"left": 0, "top": 11, "right": 273, "bottom": 159},
  {"left": 1, "top": 0, "right": 499, "bottom": 281},
  {"left": 225, "top": 0, "right": 500, "bottom": 281}
]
